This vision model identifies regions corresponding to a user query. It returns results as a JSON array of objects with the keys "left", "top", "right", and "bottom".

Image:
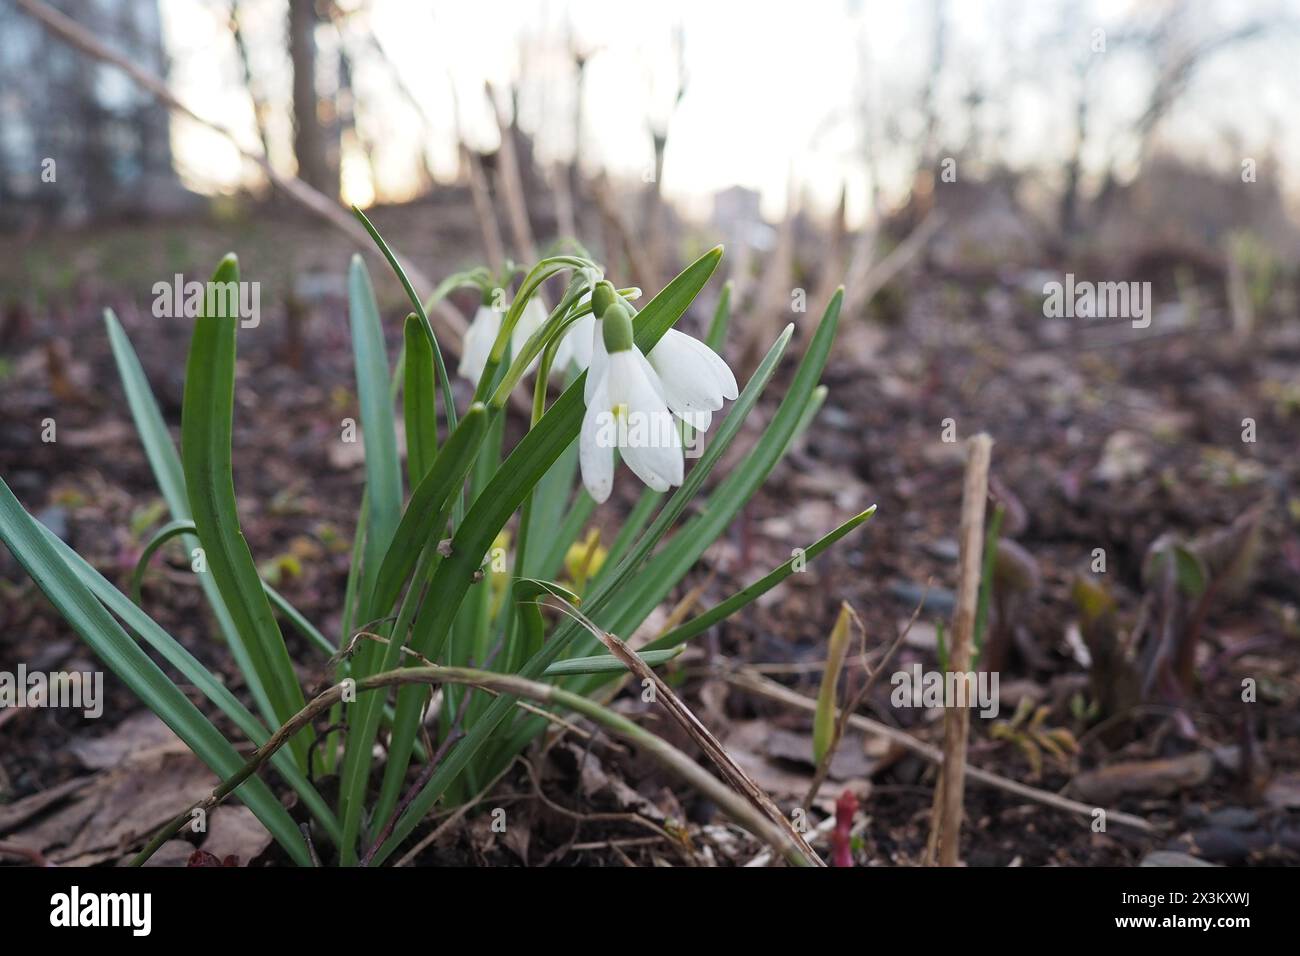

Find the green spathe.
[
  {"left": 601, "top": 300, "right": 634, "bottom": 353},
  {"left": 591, "top": 279, "right": 618, "bottom": 318}
]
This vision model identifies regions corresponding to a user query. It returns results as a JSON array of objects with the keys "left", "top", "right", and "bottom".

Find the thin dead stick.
[
  {"left": 593, "top": 175, "right": 651, "bottom": 289},
  {"left": 485, "top": 82, "right": 537, "bottom": 262},
  {"left": 555, "top": 602, "right": 824, "bottom": 866},
  {"left": 728, "top": 669, "right": 1157, "bottom": 835},
  {"left": 928, "top": 433, "right": 992, "bottom": 866},
  {"left": 131, "top": 665, "right": 818, "bottom": 868},
  {"left": 445, "top": 71, "right": 507, "bottom": 274},
  {"left": 462, "top": 144, "right": 507, "bottom": 274},
  {"left": 517, "top": 757, "right": 687, "bottom": 860},
  {"left": 13, "top": 0, "right": 466, "bottom": 345},
  {"left": 394, "top": 758, "right": 520, "bottom": 867},
  {"left": 842, "top": 210, "right": 943, "bottom": 318}
]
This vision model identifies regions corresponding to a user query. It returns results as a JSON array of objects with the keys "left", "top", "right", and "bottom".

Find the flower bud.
[
  {"left": 600, "top": 300, "right": 634, "bottom": 353},
  {"left": 590, "top": 280, "right": 618, "bottom": 319}
]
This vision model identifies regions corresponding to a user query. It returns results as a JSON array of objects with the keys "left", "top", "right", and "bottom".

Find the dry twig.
[
  {"left": 927, "top": 433, "right": 992, "bottom": 866},
  {"left": 727, "top": 669, "right": 1157, "bottom": 835}
]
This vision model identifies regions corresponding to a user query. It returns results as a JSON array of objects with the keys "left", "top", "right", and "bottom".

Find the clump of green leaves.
[{"left": 0, "top": 219, "right": 873, "bottom": 865}]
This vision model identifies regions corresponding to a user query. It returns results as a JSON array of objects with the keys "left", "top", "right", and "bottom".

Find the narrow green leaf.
[
  {"left": 814, "top": 604, "right": 854, "bottom": 765},
  {"left": 338, "top": 405, "right": 489, "bottom": 861},
  {"left": 352, "top": 206, "right": 458, "bottom": 432},
  {"left": 130, "top": 518, "right": 202, "bottom": 605},
  {"left": 510, "top": 578, "right": 580, "bottom": 673},
  {"left": 542, "top": 646, "right": 684, "bottom": 677},
  {"left": 105, "top": 309, "right": 276, "bottom": 726},
  {"left": 180, "top": 254, "right": 308, "bottom": 764},
  {"left": 348, "top": 254, "right": 403, "bottom": 630},
  {"left": 403, "top": 314, "right": 439, "bottom": 487},
  {"left": 642, "top": 506, "right": 876, "bottom": 653},
  {"left": 706, "top": 280, "right": 732, "bottom": 352},
  {"left": 370, "top": 403, "right": 489, "bottom": 621}
]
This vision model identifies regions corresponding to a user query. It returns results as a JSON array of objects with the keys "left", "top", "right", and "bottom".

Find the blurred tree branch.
[{"left": 12, "top": 0, "right": 468, "bottom": 346}]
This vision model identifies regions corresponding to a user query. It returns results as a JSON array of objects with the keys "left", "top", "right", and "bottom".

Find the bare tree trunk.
[{"left": 289, "top": 0, "right": 337, "bottom": 198}]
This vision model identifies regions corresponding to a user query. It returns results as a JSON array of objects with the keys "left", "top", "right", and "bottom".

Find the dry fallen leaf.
[{"left": 201, "top": 806, "right": 273, "bottom": 866}]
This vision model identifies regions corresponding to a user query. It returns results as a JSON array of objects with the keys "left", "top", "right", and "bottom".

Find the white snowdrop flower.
[
  {"left": 645, "top": 328, "right": 738, "bottom": 433},
  {"left": 457, "top": 303, "right": 500, "bottom": 384},
  {"left": 562, "top": 291, "right": 597, "bottom": 372},
  {"left": 458, "top": 296, "right": 550, "bottom": 384},
  {"left": 579, "top": 300, "right": 682, "bottom": 503},
  {"left": 512, "top": 297, "right": 548, "bottom": 376}
]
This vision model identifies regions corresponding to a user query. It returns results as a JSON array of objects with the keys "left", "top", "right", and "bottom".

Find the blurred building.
[
  {"left": 711, "top": 184, "right": 774, "bottom": 250},
  {"left": 0, "top": 0, "right": 189, "bottom": 228}
]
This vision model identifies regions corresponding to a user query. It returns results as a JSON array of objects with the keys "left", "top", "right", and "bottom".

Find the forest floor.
[{"left": 1, "top": 203, "right": 1298, "bottom": 866}]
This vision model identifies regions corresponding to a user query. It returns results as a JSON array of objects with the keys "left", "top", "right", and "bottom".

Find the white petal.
[
  {"left": 566, "top": 311, "right": 596, "bottom": 371},
  {"left": 458, "top": 305, "right": 501, "bottom": 383},
  {"left": 511, "top": 298, "right": 547, "bottom": 375},
  {"left": 633, "top": 349, "right": 670, "bottom": 404},
  {"left": 584, "top": 319, "right": 609, "bottom": 403},
  {"left": 646, "top": 328, "right": 727, "bottom": 422},
  {"left": 684, "top": 333, "right": 739, "bottom": 400},
  {"left": 681, "top": 409, "right": 712, "bottom": 432},
  {"left": 551, "top": 325, "right": 574, "bottom": 376},
  {"left": 609, "top": 351, "right": 683, "bottom": 490},
  {"left": 579, "top": 371, "right": 614, "bottom": 503}
]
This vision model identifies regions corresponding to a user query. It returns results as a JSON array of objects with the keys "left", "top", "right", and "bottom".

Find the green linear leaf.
[
  {"left": 370, "top": 403, "right": 489, "bottom": 621},
  {"left": 105, "top": 309, "right": 276, "bottom": 726},
  {"left": 642, "top": 506, "right": 876, "bottom": 653},
  {"left": 352, "top": 206, "right": 458, "bottom": 432},
  {"left": 349, "top": 255, "right": 403, "bottom": 632},
  {"left": 180, "top": 254, "right": 308, "bottom": 765},
  {"left": 706, "top": 279, "right": 732, "bottom": 352},
  {"left": 339, "top": 403, "right": 489, "bottom": 862},
  {"left": 130, "top": 518, "right": 198, "bottom": 604},
  {"left": 403, "top": 314, "right": 439, "bottom": 488},
  {"left": 542, "top": 646, "right": 684, "bottom": 677}
]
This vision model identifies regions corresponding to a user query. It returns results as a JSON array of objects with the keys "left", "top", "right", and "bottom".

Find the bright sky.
[{"left": 158, "top": 0, "right": 1297, "bottom": 224}]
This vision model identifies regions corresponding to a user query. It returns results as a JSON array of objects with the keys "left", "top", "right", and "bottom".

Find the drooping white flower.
[
  {"left": 513, "top": 297, "right": 550, "bottom": 376},
  {"left": 645, "top": 329, "right": 738, "bottom": 432},
  {"left": 457, "top": 297, "right": 549, "bottom": 384},
  {"left": 457, "top": 303, "right": 500, "bottom": 384},
  {"left": 584, "top": 317, "right": 609, "bottom": 403},
  {"left": 579, "top": 300, "right": 682, "bottom": 503},
  {"left": 563, "top": 311, "right": 596, "bottom": 371},
  {"left": 560, "top": 291, "right": 597, "bottom": 373}
]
